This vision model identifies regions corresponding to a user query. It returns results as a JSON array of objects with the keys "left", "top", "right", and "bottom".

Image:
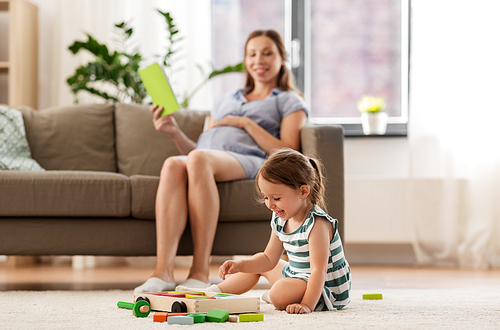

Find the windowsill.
[
  {"left": 309, "top": 119, "right": 408, "bottom": 137},
  {"left": 340, "top": 123, "right": 407, "bottom": 137}
]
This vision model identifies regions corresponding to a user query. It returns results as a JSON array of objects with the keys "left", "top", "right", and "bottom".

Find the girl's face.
[
  {"left": 258, "top": 176, "right": 310, "bottom": 221},
  {"left": 245, "top": 35, "right": 284, "bottom": 88}
]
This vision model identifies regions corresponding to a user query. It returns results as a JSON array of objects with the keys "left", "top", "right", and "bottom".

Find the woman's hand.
[
  {"left": 150, "top": 104, "right": 179, "bottom": 136},
  {"left": 286, "top": 303, "right": 312, "bottom": 314},
  {"left": 218, "top": 260, "right": 243, "bottom": 280},
  {"left": 212, "top": 115, "right": 251, "bottom": 130}
]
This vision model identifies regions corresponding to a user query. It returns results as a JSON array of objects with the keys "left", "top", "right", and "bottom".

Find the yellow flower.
[{"left": 357, "top": 95, "right": 386, "bottom": 113}]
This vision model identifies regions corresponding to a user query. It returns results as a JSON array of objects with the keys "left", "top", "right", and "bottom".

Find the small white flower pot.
[{"left": 360, "top": 112, "right": 388, "bottom": 135}]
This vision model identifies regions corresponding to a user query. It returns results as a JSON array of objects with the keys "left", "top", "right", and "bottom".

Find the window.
[
  {"left": 211, "top": 0, "right": 409, "bottom": 136},
  {"left": 211, "top": 0, "right": 285, "bottom": 99}
]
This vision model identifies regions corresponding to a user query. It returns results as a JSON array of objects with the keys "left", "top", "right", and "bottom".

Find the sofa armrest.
[{"left": 300, "top": 125, "right": 345, "bottom": 239}]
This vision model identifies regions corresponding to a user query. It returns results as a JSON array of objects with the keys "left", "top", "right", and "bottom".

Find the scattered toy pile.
[{"left": 117, "top": 290, "right": 264, "bottom": 324}]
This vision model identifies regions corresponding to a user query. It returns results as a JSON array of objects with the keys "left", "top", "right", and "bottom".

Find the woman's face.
[{"left": 245, "top": 35, "right": 284, "bottom": 88}]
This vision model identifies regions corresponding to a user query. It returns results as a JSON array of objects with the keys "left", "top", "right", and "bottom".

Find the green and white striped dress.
[{"left": 271, "top": 204, "right": 351, "bottom": 311}]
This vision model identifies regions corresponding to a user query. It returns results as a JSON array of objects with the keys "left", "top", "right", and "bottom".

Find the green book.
[{"left": 138, "top": 63, "right": 180, "bottom": 116}]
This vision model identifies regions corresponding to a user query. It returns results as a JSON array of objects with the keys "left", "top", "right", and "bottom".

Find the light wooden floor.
[{"left": 1, "top": 259, "right": 500, "bottom": 291}]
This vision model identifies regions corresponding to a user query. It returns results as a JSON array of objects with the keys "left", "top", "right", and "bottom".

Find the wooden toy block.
[
  {"left": 189, "top": 296, "right": 216, "bottom": 300},
  {"left": 167, "top": 312, "right": 187, "bottom": 317},
  {"left": 363, "top": 293, "right": 383, "bottom": 300},
  {"left": 167, "top": 315, "right": 194, "bottom": 325},
  {"left": 206, "top": 308, "right": 229, "bottom": 323},
  {"left": 227, "top": 315, "right": 238, "bottom": 322},
  {"left": 239, "top": 313, "right": 264, "bottom": 322},
  {"left": 186, "top": 312, "right": 206, "bottom": 323},
  {"left": 146, "top": 291, "right": 204, "bottom": 298},
  {"left": 213, "top": 293, "right": 235, "bottom": 297},
  {"left": 133, "top": 291, "right": 260, "bottom": 314},
  {"left": 169, "top": 291, "right": 205, "bottom": 296},
  {"left": 160, "top": 293, "right": 188, "bottom": 298},
  {"left": 153, "top": 312, "right": 167, "bottom": 323}
]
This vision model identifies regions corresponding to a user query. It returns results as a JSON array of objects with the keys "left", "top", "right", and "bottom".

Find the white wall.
[
  {"left": 344, "top": 139, "right": 413, "bottom": 246},
  {"left": 344, "top": 0, "right": 500, "bottom": 252}
]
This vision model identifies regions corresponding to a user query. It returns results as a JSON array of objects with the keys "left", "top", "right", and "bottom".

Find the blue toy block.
[{"left": 167, "top": 316, "right": 194, "bottom": 325}]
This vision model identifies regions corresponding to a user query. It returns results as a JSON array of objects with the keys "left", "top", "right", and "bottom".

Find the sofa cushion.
[
  {"left": 130, "top": 175, "right": 159, "bottom": 219},
  {"left": 0, "top": 105, "right": 44, "bottom": 171},
  {"left": 114, "top": 103, "right": 207, "bottom": 176},
  {"left": 0, "top": 171, "right": 130, "bottom": 217},
  {"left": 217, "top": 179, "right": 273, "bottom": 222},
  {"left": 130, "top": 175, "right": 271, "bottom": 221},
  {"left": 17, "top": 104, "right": 116, "bottom": 172}
]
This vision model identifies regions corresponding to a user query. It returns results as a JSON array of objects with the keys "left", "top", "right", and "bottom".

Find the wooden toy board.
[{"left": 133, "top": 291, "right": 260, "bottom": 314}]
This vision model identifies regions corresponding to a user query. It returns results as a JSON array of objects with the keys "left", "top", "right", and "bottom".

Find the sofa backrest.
[
  {"left": 18, "top": 104, "right": 117, "bottom": 172},
  {"left": 114, "top": 103, "right": 208, "bottom": 176}
]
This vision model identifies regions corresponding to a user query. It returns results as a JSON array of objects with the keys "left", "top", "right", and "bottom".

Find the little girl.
[{"left": 178, "top": 148, "right": 351, "bottom": 313}]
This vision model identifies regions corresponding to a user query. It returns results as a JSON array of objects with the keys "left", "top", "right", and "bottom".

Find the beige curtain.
[{"left": 408, "top": 0, "right": 500, "bottom": 268}]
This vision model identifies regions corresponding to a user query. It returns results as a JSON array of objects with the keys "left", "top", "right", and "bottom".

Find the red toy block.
[{"left": 167, "top": 312, "right": 187, "bottom": 317}]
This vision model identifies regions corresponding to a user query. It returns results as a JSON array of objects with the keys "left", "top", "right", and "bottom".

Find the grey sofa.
[{"left": 0, "top": 103, "right": 344, "bottom": 257}]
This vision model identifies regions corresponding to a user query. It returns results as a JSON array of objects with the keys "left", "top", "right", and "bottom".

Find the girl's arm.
[
  {"left": 150, "top": 105, "right": 196, "bottom": 155},
  {"left": 211, "top": 110, "right": 307, "bottom": 153},
  {"left": 219, "top": 232, "right": 284, "bottom": 279},
  {"left": 286, "top": 217, "right": 333, "bottom": 314}
]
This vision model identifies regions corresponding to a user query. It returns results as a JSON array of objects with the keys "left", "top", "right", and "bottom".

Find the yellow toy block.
[
  {"left": 363, "top": 293, "right": 383, "bottom": 300},
  {"left": 239, "top": 313, "right": 264, "bottom": 322}
]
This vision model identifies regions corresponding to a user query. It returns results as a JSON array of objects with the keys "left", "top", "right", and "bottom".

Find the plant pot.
[{"left": 360, "top": 112, "right": 388, "bottom": 135}]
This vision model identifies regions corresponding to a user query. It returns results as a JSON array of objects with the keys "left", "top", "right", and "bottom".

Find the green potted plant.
[
  {"left": 357, "top": 95, "right": 388, "bottom": 135},
  {"left": 66, "top": 10, "right": 245, "bottom": 107}
]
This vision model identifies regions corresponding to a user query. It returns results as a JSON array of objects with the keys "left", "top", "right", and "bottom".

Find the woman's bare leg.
[
  {"left": 150, "top": 156, "right": 189, "bottom": 282},
  {"left": 183, "top": 150, "right": 246, "bottom": 284}
]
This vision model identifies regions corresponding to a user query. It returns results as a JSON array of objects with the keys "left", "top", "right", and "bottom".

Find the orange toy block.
[{"left": 153, "top": 312, "right": 167, "bottom": 323}]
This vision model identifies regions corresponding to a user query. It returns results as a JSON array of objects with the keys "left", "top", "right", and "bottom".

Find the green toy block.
[
  {"left": 186, "top": 313, "right": 206, "bottom": 323},
  {"left": 213, "top": 293, "right": 235, "bottom": 298},
  {"left": 239, "top": 313, "right": 264, "bottom": 322},
  {"left": 363, "top": 293, "right": 383, "bottom": 300},
  {"left": 206, "top": 308, "right": 229, "bottom": 322},
  {"left": 167, "top": 316, "right": 194, "bottom": 325}
]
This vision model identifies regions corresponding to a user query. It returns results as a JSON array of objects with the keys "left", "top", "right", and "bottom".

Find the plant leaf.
[{"left": 208, "top": 62, "right": 246, "bottom": 79}]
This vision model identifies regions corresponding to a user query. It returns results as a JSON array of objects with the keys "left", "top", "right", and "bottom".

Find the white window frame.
[{"left": 286, "top": 0, "right": 410, "bottom": 136}]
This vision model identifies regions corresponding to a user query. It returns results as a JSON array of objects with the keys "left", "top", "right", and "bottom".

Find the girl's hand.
[
  {"left": 286, "top": 303, "right": 312, "bottom": 314},
  {"left": 212, "top": 115, "right": 250, "bottom": 129},
  {"left": 218, "top": 260, "right": 243, "bottom": 280},
  {"left": 150, "top": 104, "right": 179, "bottom": 136}
]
